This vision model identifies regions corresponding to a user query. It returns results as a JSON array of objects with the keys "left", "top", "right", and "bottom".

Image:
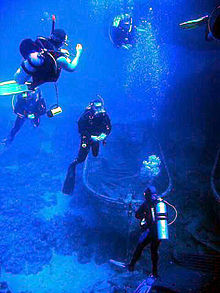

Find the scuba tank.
[{"left": 155, "top": 200, "right": 169, "bottom": 240}]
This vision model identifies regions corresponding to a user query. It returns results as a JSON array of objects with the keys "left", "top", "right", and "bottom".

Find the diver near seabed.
[
  {"left": 110, "top": 152, "right": 177, "bottom": 279},
  {"left": 110, "top": 185, "right": 169, "bottom": 279},
  {"left": 1, "top": 88, "right": 46, "bottom": 148},
  {"left": 179, "top": 5, "right": 220, "bottom": 41},
  {"left": 62, "top": 98, "right": 111, "bottom": 195},
  {"left": 127, "top": 185, "right": 165, "bottom": 277}
]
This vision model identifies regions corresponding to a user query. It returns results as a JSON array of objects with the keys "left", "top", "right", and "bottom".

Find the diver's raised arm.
[
  {"left": 57, "top": 44, "right": 82, "bottom": 72},
  {"left": 179, "top": 15, "right": 209, "bottom": 30}
]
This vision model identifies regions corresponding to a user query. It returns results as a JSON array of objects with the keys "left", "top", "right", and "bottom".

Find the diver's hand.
[
  {"left": 76, "top": 44, "right": 83, "bottom": 55},
  {"left": 28, "top": 114, "right": 35, "bottom": 119},
  {"left": 97, "top": 133, "right": 107, "bottom": 141},
  {"left": 91, "top": 135, "right": 99, "bottom": 142},
  {"left": 60, "top": 48, "right": 70, "bottom": 57}
]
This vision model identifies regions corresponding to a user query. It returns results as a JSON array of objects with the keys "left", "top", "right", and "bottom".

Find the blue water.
[{"left": 0, "top": 1, "right": 219, "bottom": 292}]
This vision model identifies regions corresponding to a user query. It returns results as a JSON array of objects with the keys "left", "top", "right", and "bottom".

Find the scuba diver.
[
  {"left": 0, "top": 15, "right": 82, "bottom": 96},
  {"left": 127, "top": 185, "right": 161, "bottom": 277},
  {"left": 62, "top": 97, "right": 111, "bottom": 195},
  {"left": 14, "top": 28, "right": 83, "bottom": 89},
  {"left": 109, "top": 13, "right": 135, "bottom": 49},
  {"left": 110, "top": 185, "right": 168, "bottom": 277},
  {"left": 179, "top": 5, "right": 220, "bottom": 41},
  {"left": 1, "top": 88, "right": 46, "bottom": 147}
]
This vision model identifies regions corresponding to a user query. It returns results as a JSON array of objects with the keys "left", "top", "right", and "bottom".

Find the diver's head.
[
  {"left": 49, "top": 29, "right": 67, "bottom": 48},
  {"left": 144, "top": 185, "right": 158, "bottom": 202},
  {"left": 89, "top": 98, "right": 106, "bottom": 116}
]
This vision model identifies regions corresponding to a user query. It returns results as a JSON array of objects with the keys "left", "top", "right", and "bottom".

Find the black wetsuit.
[
  {"left": 129, "top": 192, "right": 161, "bottom": 276},
  {"left": 62, "top": 108, "right": 111, "bottom": 195},
  {"left": 7, "top": 91, "right": 46, "bottom": 143},
  {"left": 76, "top": 109, "right": 111, "bottom": 163}
]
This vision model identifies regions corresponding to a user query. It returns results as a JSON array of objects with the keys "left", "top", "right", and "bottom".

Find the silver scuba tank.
[{"left": 156, "top": 200, "right": 169, "bottom": 240}]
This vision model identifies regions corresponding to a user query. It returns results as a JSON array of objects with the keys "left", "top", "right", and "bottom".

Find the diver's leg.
[
  {"left": 128, "top": 229, "right": 151, "bottom": 271},
  {"left": 32, "top": 116, "right": 40, "bottom": 127},
  {"left": 32, "top": 97, "right": 47, "bottom": 127},
  {"left": 91, "top": 141, "right": 99, "bottom": 157},
  {"left": 150, "top": 239, "right": 161, "bottom": 277},
  {"left": 1, "top": 116, "right": 25, "bottom": 147},
  {"left": 76, "top": 136, "right": 91, "bottom": 163},
  {"left": 62, "top": 136, "right": 90, "bottom": 195},
  {"left": 9, "top": 116, "right": 25, "bottom": 142},
  {"left": 36, "top": 98, "right": 47, "bottom": 116}
]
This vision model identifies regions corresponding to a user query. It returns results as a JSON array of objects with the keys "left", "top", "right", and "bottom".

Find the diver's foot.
[
  {"left": 0, "top": 138, "right": 12, "bottom": 152},
  {"left": 1, "top": 137, "right": 12, "bottom": 146}
]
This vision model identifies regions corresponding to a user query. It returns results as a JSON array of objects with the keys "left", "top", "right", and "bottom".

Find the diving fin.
[
  {"left": 62, "top": 162, "right": 76, "bottom": 195},
  {"left": 109, "top": 259, "right": 127, "bottom": 268},
  {"left": 0, "top": 80, "right": 30, "bottom": 96},
  {"left": 134, "top": 276, "right": 157, "bottom": 293}
]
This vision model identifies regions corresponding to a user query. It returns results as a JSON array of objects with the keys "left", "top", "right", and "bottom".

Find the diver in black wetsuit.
[
  {"left": 14, "top": 28, "right": 83, "bottom": 89},
  {"left": 1, "top": 88, "right": 46, "bottom": 146},
  {"left": 109, "top": 13, "right": 135, "bottom": 49},
  {"left": 179, "top": 5, "right": 220, "bottom": 41},
  {"left": 62, "top": 98, "right": 111, "bottom": 195},
  {"left": 128, "top": 185, "right": 161, "bottom": 277}
]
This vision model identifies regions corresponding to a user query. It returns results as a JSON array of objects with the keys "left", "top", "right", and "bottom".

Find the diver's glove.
[
  {"left": 28, "top": 114, "right": 35, "bottom": 119},
  {"left": 91, "top": 135, "right": 99, "bottom": 142},
  {"left": 97, "top": 133, "right": 107, "bottom": 141},
  {"left": 91, "top": 133, "right": 107, "bottom": 142}
]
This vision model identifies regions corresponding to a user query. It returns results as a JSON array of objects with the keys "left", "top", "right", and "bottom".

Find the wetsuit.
[
  {"left": 6, "top": 90, "right": 46, "bottom": 144},
  {"left": 62, "top": 108, "right": 111, "bottom": 195},
  {"left": 129, "top": 190, "right": 161, "bottom": 276},
  {"left": 76, "top": 108, "right": 111, "bottom": 163},
  {"left": 17, "top": 37, "right": 65, "bottom": 88}
]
